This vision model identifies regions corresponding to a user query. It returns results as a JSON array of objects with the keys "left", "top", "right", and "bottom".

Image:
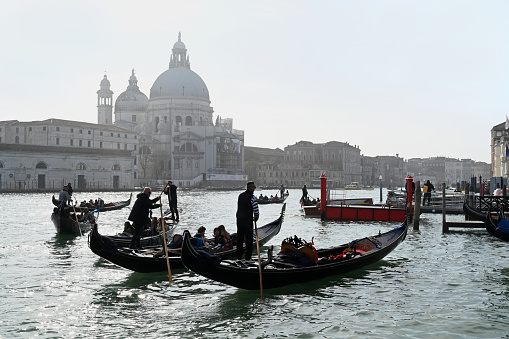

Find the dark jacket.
[
  {"left": 236, "top": 190, "right": 259, "bottom": 222},
  {"left": 128, "top": 192, "right": 161, "bottom": 225},
  {"left": 164, "top": 184, "right": 178, "bottom": 202}
]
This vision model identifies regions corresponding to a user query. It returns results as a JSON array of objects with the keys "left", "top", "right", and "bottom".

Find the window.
[
  {"left": 134, "top": 157, "right": 137, "bottom": 165},
  {"left": 99, "top": 142, "right": 102, "bottom": 148},
  {"left": 111, "top": 133, "right": 113, "bottom": 137},
  {"left": 76, "top": 163, "right": 86, "bottom": 170},
  {"left": 87, "top": 140, "right": 91, "bottom": 147},
  {"left": 16, "top": 127, "right": 19, "bottom": 133},
  {"left": 70, "top": 139, "right": 73, "bottom": 146},
  {"left": 176, "top": 116, "right": 182, "bottom": 125},
  {"left": 134, "top": 145, "right": 137, "bottom": 151},
  {"left": 36, "top": 162, "right": 47, "bottom": 169},
  {"left": 88, "top": 130, "right": 91, "bottom": 134},
  {"left": 112, "top": 164, "right": 121, "bottom": 171},
  {"left": 125, "top": 134, "right": 127, "bottom": 138},
  {"left": 179, "top": 143, "right": 198, "bottom": 152},
  {"left": 100, "top": 131, "right": 103, "bottom": 136},
  {"left": 117, "top": 133, "right": 120, "bottom": 137},
  {"left": 132, "top": 115, "right": 136, "bottom": 122},
  {"left": 185, "top": 116, "right": 192, "bottom": 126},
  {"left": 29, "top": 127, "right": 32, "bottom": 132},
  {"left": 71, "top": 128, "right": 74, "bottom": 133},
  {"left": 56, "top": 138, "right": 60, "bottom": 145},
  {"left": 117, "top": 143, "right": 120, "bottom": 149},
  {"left": 79, "top": 140, "right": 82, "bottom": 146},
  {"left": 79, "top": 129, "right": 82, "bottom": 134},
  {"left": 43, "top": 127, "right": 46, "bottom": 131},
  {"left": 124, "top": 144, "right": 127, "bottom": 150},
  {"left": 56, "top": 127, "right": 60, "bottom": 131},
  {"left": 15, "top": 136, "right": 19, "bottom": 143}
]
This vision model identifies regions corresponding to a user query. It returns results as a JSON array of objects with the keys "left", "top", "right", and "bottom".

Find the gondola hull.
[
  {"left": 52, "top": 193, "right": 132, "bottom": 212},
  {"left": 181, "top": 221, "right": 407, "bottom": 290},
  {"left": 51, "top": 212, "right": 92, "bottom": 235},
  {"left": 257, "top": 193, "right": 289, "bottom": 205},
  {"left": 88, "top": 204, "right": 286, "bottom": 273},
  {"left": 485, "top": 211, "right": 509, "bottom": 241},
  {"left": 463, "top": 202, "right": 488, "bottom": 222}
]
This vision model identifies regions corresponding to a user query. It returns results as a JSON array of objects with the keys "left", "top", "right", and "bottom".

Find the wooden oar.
[
  {"left": 254, "top": 219, "right": 264, "bottom": 299},
  {"left": 159, "top": 183, "right": 172, "bottom": 283},
  {"left": 71, "top": 202, "right": 82, "bottom": 236}
]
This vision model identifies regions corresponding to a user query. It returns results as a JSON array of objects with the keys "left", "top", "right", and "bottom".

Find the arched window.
[
  {"left": 76, "top": 163, "right": 86, "bottom": 170},
  {"left": 112, "top": 164, "right": 121, "bottom": 171},
  {"left": 185, "top": 116, "right": 192, "bottom": 126},
  {"left": 179, "top": 143, "right": 198, "bottom": 152},
  {"left": 176, "top": 116, "right": 182, "bottom": 126},
  {"left": 155, "top": 116, "right": 160, "bottom": 132},
  {"left": 36, "top": 162, "right": 47, "bottom": 169},
  {"left": 15, "top": 136, "right": 19, "bottom": 144},
  {"left": 0, "top": 162, "right": 3, "bottom": 168}
]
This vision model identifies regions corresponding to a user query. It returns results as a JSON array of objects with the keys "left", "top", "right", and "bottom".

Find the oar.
[
  {"left": 71, "top": 202, "right": 82, "bottom": 236},
  {"left": 254, "top": 219, "right": 264, "bottom": 299},
  {"left": 159, "top": 183, "right": 172, "bottom": 283}
]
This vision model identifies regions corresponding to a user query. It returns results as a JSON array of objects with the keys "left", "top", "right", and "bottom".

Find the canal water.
[{"left": 1, "top": 188, "right": 509, "bottom": 338}]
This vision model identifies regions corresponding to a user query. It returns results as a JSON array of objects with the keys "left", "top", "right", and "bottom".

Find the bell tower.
[{"left": 97, "top": 74, "right": 113, "bottom": 125}]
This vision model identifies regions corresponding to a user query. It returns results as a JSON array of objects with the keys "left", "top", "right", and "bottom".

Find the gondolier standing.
[
  {"left": 164, "top": 180, "right": 179, "bottom": 222},
  {"left": 128, "top": 187, "right": 161, "bottom": 249},
  {"left": 236, "top": 181, "right": 259, "bottom": 261}
]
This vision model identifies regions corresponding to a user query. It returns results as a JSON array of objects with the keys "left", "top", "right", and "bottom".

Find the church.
[{"left": 0, "top": 34, "right": 246, "bottom": 191}]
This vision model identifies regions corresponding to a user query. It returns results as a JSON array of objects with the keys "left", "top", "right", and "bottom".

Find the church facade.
[{"left": 0, "top": 34, "right": 245, "bottom": 191}]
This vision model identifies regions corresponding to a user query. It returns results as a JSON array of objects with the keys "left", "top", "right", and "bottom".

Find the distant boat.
[{"left": 344, "top": 182, "right": 363, "bottom": 190}]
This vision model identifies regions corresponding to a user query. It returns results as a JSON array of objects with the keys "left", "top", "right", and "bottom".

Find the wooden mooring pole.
[
  {"left": 413, "top": 183, "right": 421, "bottom": 230},
  {"left": 442, "top": 183, "right": 447, "bottom": 233}
]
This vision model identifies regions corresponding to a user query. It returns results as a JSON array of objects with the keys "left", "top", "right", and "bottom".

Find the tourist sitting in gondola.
[
  {"left": 120, "top": 221, "right": 134, "bottom": 237},
  {"left": 259, "top": 194, "right": 264, "bottom": 200},
  {"left": 193, "top": 226, "right": 208, "bottom": 247},
  {"left": 264, "top": 195, "right": 269, "bottom": 200},
  {"left": 210, "top": 225, "right": 231, "bottom": 249},
  {"left": 81, "top": 207, "right": 95, "bottom": 223}
]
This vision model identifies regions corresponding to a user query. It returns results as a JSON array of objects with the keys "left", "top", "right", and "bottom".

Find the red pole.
[
  {"left": 406, "top": 175, "right": 414, "bottom": 215},
  {"left": 320, "top": 174, "right": 327, "bottom": 215}
]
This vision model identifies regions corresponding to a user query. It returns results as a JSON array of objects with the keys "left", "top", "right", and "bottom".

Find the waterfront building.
[{"left": 0, "top": 33, "right": 246, "bottom": 191}]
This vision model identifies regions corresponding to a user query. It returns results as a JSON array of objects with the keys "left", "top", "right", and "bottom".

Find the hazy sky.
[{"left": 1, "top": 1, "right": 507, "bottom": 163}]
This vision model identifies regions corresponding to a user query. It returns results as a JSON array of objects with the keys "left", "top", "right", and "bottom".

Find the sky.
[{"left": 1, "top": 0, "right": 507, "bottom": 164}]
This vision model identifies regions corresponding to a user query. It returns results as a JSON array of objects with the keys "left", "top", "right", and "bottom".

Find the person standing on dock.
[
  {"left": 164, "top": 180, "right": 179, "bottom": 222},
  {"left": 128, "top": 187, "right": 161, "bottom": 249},
  {"left": 236, "top": 181, "right": 259, "bottom": 261},
  {"left": 423, "top": 180, "right": 435, "bottom": 206}
]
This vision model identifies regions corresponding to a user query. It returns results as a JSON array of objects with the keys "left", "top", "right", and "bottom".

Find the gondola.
[
  {"left": 88, "top": 204, "right": 286, "bottom": 273},
  {"left": 52, "top": 193, "right": 132, "bottom": 212},
  {"left": 51, "top": 211, "right": 93, "bottom": 235},
  {"left": 463, "top": 201, "right": 487, "bottom": 222},
  {"left": 256, "top": 193, "right": 289, "bottom": 205},
  {"left": 485, "top": 209, "right": 509, "bottom": 241},
  {"left": 180, "top": 219, "right": 407, "bottom": 290},
  {"left": 105, "top": 223, "right": 177, "bottom": 248}
]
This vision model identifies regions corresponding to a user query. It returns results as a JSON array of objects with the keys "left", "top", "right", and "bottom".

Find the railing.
[{"left": 473, "top": 196, "right": 509, "bottom": 212}]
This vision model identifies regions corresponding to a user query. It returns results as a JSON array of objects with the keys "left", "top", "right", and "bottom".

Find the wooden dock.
[{"left": 443, "top": 220, "right": 484, "bottom": 233}]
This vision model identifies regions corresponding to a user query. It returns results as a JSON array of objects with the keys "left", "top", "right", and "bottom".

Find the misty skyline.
[{"left": 1, "top": 1, "right": 507, "bottom": 164}]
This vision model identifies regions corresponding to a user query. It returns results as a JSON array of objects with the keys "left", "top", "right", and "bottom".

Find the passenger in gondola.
[
  {"left": 211, "top": 227, "right": 228, "bottom": 249},
  {"left": 193, "top": 226, "right": 208, "bottom": 247},
  {"left": 273, "top": 194, "right": 279, "bottom": 200},
  {"left": 121, "top": 221, "right": 134, "bottom": 236},
  {"left": 264, "top": 195, "right": 269, "bottom": 200},
  {"left": 82, "top": 207, "right": 94, "bottom": 223},
  {"left": 259, "top": 193, "right": 264, "bottom": 200}
]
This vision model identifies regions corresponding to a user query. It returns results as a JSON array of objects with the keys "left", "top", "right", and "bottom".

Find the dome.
[
  {"left": 115, "top": 90, "right": 149, "bottom": 112},
  {"left": 100, "top": 75, "right": 110, "bottom": 89},
  {"left": 115, "top": 70, "right": 149, "bottom": 112},
  {"left": 173, "top": 40, "right": 186, "bottom": 50},
  {"left": 150, "top": 67, "right": 209, "bottom": 101}
]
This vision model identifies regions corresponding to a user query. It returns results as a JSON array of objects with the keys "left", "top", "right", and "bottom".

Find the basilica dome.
[
  {"left": 150, "top": 67, "right": 209, "bottom": 101},
  {"left": 115, "top": 70, "right": 149, "bottom": 112}
]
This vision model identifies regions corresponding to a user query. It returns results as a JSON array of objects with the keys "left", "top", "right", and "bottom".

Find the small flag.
[{"left": 506, "top": 116, "right": 509, "bottom": 129}]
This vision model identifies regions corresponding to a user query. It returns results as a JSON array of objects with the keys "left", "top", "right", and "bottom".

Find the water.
[{"left": 1, "top": 188, "right": 509, "bottom": 338}]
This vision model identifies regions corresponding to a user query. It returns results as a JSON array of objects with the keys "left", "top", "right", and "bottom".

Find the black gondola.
[
  {"left": 105, "top": 223, "right": 177, "bottom": 248},
  {"left": 256, "top": 193, "right": 289, "bottom": 205},
  {"left": 88, "top": 204, "right": 286, "bottom": 273},
  {"left": 52, "top": 193, "right": 132, "bottom": 212},
  {"left": 485, "top": 209, "right": 509, "bottom": 241},
  {"left": 51, "top": 211, "right": 93, "bottom": 235},
  {"left": 180, "top": 220, "right": 407, "bottom": 290},
  {"left": 463, "top": 201, "right": 488, "bottom": 222}
]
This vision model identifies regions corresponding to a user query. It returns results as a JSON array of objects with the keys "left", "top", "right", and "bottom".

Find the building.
[
  {"left": 0, "top": 33, "right": 246, "bottom": 191},
  {"left": 106, "top": 33, "right": 245, "bottom": 186},
  {"left": 0, "top": 119, "right": 136, "bottom": 190}
]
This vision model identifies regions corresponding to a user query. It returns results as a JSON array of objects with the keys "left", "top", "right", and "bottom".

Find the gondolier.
[
  {"left": 236, "top": 181, "right": 259, "bottom": 260},
  {"left": 164, "top": 180, "right": 179, "bottom": 222},
  {"left": 128, "top": 187, "right": 161, "bottom": 249}
]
